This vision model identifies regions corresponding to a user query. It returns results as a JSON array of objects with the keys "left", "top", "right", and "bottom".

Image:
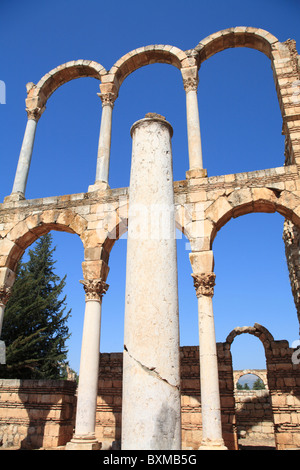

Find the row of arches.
[
  {"left": 28, "top": 27, "right": 279, "bottom": 112},
  {"left": 7, "top": 26, "right": 298, "bottom": 203},
  {"left": 8, "top": 25, "right": 298, "bottom": 203}
]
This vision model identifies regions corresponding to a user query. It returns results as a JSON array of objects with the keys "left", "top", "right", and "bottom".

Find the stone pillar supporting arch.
[
  {"left": 189, "top": 250, "right": 227, "bottom": 449},
  {"left": 0, "top": 267, "right": 15, "bottom": 338},
  {"left": 109, "top": 45, "right": 204, "bottom": 174},
  {"left": 193, "top": 27, "right": 300, "bottom": 167},
  {"left": 66, "top": 258, "right": 109, "bottom": 450},
  {"left": 6, "top": 60, "right": 107, "bottom": 201}
]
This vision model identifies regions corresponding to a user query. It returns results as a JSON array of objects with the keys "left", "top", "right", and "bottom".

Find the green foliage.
[
  {"left": 252, "top": 377, "right": 265, "bottom": 390},
  {"left": 0, "top": 234, "right": 71, "bottom": 379}
]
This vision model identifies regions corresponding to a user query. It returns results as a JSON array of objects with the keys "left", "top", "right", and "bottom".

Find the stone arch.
[
  {"left": 109, "top": 45, "right": 192, "bottom": 88},
  {"left": 100, "top": 200, "right": 190, "bottom": 255},
  {"left": 194, "top": 27, "right": 279, "bottom": 66},
  {"left": 205, "top": 188, "right": 300, "bottom": 247},
  {"left": 1, "top": 209, "right": 87, "bottom": 272},
  {"left": 226, "top": 323, "right": 274, "bottom": 356},
  {"left": 26, "top": 60, "right": 107, "bottom": 114},
  {"left": 233, "top": 369, "right": 268, "bottom": 389}
]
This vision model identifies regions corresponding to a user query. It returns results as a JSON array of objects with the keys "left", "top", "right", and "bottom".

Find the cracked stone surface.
[{"left": 121, "top": 116, "right": 181, "bottom": 450}]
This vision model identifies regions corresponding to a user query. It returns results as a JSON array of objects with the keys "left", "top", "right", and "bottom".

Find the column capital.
[
  {"left": 25, "top": 106, "right": 45, "bottom": 122},
  {"left": 192, "top": 272, "right": 216, "bottom": 297},
  {"left": 80, "top": 279, "right": 109, "bottom": 302},
  {"left": 97, "top": 92, "right": 117, "bottom": 108},
  {"left": 0, "top": 286, "right": 12, "bottom": 306},
  {"left": 181, "top": 65, "right": 199, "bottom": 92},
  {"left": 183, "top": 76, "right": 199, "bottom": 92}
]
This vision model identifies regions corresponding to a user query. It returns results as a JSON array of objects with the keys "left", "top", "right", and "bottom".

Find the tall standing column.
[
  {"left": 182, "top": 66, "right": 204, "bottom": 172},
  {"left": 190, "top": 251, "right": 227, "bottom": 450},
  {"left": 89, "top": 92, "right": 116, "bottom": 192},
  {"left": 66, "top": 278, "right": 108, "bottom": 451},
  {"left": 121, "top": 113, "right": 181, "bottom": 450},
  {"left": 10, "top": 108, "right": 43, "bottom": 199},
  {"left": 0, "top": 267, "right": 15, "bottom": 338},
  {"left": 0, "top": 286, "right": 12, "bottom": 337}
]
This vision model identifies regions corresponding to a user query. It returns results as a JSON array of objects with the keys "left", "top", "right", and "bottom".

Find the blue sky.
[{"left": 1, "top": 0, "right": 300, "bottom": 373}]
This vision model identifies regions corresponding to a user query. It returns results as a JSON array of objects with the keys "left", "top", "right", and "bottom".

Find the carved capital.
[
  {"left": 0, "top": 286, "right": 12, "bottom": 306},
  {"left": 97, "top": 92, "right": 116, "bottom": 108},
  {"left": 192, "top": 272, "right": 216, "bottom": 297},
  {"left": 183, "top": 76, "right": 199, "bottom": 93},
  {"left": 80, "top": 279, "right": 109, "bottom": 302},
  {"left": 26, "top": 106, "right": 45, "bottom": 122}
]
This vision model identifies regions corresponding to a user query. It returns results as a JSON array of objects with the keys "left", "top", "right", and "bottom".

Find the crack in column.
[{"left": 124, "top": 344, "right": 180, "bottom": 391}]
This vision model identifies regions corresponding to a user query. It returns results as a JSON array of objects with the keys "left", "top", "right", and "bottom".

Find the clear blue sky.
[{"left": 1, "top": 0, "right": 300, "bottom": 373}]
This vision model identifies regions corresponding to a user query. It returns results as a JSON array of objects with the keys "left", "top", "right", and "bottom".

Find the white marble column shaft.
[
  {"left": 191, "top": 269, "right": 227, "bottom": 450},
  {"left": 0, "top": 279, "right": 13, "bottom": 337},
  {"left": 90, "top": 92, "right": 115, "bottom": 191},
  {"left": 186, "top": 88, "right": 203, "bottom": 170},
  {"left": 67, "top": 279, "right": 108, "bottom": 450},
  {"left": 0, "top": 304, "right": 5, "bottom": 337},
  {"left": 121, "top": 114, "right": 181, "bottom": 450},
  {"left": 12, "top": 118, "right": 38, "bottom": 196}
]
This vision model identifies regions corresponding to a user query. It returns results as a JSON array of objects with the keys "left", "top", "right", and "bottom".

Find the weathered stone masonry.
[{"left": 0, "top": 27, "right": 300, "bottom": 450}]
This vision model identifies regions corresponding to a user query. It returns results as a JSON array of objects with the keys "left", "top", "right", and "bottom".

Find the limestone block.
[
  {"left": 0, "top": 267, "right": 16, "bottom": 287},
  {"left": 189, "top": 250, "right": 214, "bottom": 273},
  {"left": 205, "top": 196, "right": 233, "bottom": 225},
  {"left": 227, "top": 188, "right": 252, "bottom": 209},
  {"left": 81, "top": 260, "right": 109, "bottom": 282}
]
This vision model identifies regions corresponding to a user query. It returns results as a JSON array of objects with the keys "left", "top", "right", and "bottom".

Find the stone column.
[
  {"left": 0, "top": 268, "right": 15, "bottom": 338},
  {"left": 0, "top": 286, "right": 12, "bottom": 337},
  {"left": 66, "top": 278, "right": 108, "bottom": 450},
  {"left": 10, "top": 108, "right": 43, "bottom": 200},
  {"left": 89, "top": 92, "right": 116, "bottom": 192},
  {"left": 121, "top": 113, "right": 181, "bottom": 450},
  {"left": 0, "top": 272, "right": 14, "bottom": 365},
  {"left": 190, "top": 251, "right": 227, "bottom": 450},
  {"left": 182, "top": 67, "right": 204, "bottom": 172}
]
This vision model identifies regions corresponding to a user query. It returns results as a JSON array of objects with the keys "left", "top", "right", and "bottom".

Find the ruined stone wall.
[
  {"left": 95, "top": 342, "right": 300, "bottom": 451},
  {"left": 283, "top": 219, "right": 300, "bottom": 329},
  {"left": 96, "top": 346, "right": 237, "bottom": 450},
  {"left": 234, "top": 389, "right": 275, "bottom": 441},
  {"left": 0, "top": 343, "right": 299, "bottom": 450},
  {"left": 0, "top": 379, "right": 76, "bottom": 449}
]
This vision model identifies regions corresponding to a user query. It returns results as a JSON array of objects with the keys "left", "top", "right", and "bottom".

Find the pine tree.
[
  {"left": 0, "top": 234, "right": 71, "bottom": 379},
  {"left": 253, "top": 377, "right": 265, "bottom": 390}
]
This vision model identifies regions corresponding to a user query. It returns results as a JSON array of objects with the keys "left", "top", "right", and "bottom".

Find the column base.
[
  {"left": 3, "top": 192, "right": 25, "bottom": 203},
  {"left": 198, "top": 438, "right": 228, "bottom": 450},
  {"left": 88, "top": 181, "right": 110, "bottom": 192},
  {"left": 65, "top": 435, "right": 101, "bottom": 451},
  {"left": 186, "top": 168, "right": 207, "bottom": 179}
]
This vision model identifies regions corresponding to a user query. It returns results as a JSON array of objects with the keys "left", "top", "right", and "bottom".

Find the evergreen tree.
[
  {"left": 253, "top": 377, "right": 265, "bottom": 390},
  {"left": 0, "top": 234, "right": 71, "bottom": 379}
]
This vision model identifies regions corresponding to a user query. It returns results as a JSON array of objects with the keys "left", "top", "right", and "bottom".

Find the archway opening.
[
  {"left": 213, "top": 212, "right": 298, "bottom": 351},
  {"left": 1, "top": 229, "right": 84, "bottom": 378},
  {"left": 236, "top": 373, "right": 266, "bottom": 391},
  {"left": 109, "top": 62, "right": 187, "bottom": 189},
  {"left": 198, "top": 47, "right": 284, "bottom": 177},
  {"left": 230, "top": 333, "right": 276, "bottom": 450},
  {"left": 26, "top": 77, "right": 101, "bottom": 199}
]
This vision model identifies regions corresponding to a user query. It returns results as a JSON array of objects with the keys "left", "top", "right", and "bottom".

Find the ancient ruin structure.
[{"left": 0, "top": 27, "right": 300, "bottom": 450}]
